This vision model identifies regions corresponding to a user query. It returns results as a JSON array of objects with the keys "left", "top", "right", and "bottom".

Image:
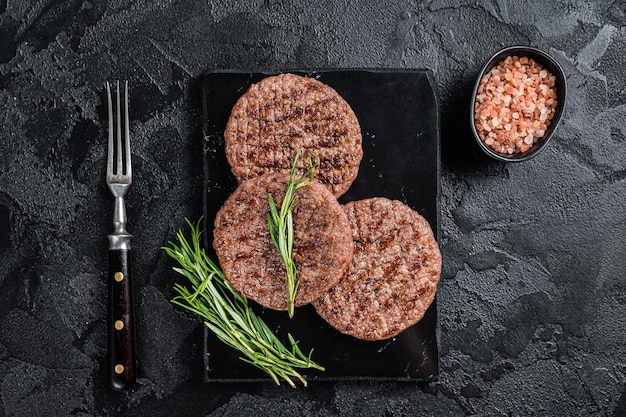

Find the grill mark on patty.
[
  {"left": 224, "top": 73, "right": 363, "bottom": 197},
  {"left": 213, "top": 173, "right": 354, "bottom": 311},
  {"left": 313, "top": 198, "right": 442, "bottom": 341}
]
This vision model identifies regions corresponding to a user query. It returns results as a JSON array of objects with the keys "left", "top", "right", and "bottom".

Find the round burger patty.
[
  {"left": 224, "top": 73, "right": 363, "bottom": 197},
  {"left": 213, "top": 173, "right": 354, "bottom": 310},
  {"left": 313, "top": 198, "right": 441, "bottom": 341}
]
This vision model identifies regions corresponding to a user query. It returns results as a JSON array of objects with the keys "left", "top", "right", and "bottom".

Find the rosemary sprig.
[
  {"left": 163, "top": 217, "right": 324, "bottom": 388},
  {"left": 267, "top": 150, "right": 316, "bottom": 318}
]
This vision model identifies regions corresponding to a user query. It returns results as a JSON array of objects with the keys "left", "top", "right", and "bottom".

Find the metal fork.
[{"left": 106, "top": 81, "right": 136, "bottom": 391}]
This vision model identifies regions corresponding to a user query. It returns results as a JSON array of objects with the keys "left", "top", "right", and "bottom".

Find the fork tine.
[
  {"left": 116, "top": 81, "right": 123, "bottom": 176},
  {"left": 124, "top": 81, "right": 131, "bottom": 178},
  {"left": 106, "top": 82, "right": 114, "bottom": 177}
]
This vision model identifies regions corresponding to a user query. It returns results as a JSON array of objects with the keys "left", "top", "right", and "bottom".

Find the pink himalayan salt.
[{"left": 474, "top": 55, "right": 558, "bottom": 155}]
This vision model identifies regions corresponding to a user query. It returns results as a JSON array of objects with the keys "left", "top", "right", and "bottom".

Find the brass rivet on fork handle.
[{"left": 106, "top": 81, "right": 136, "bottom": 392}]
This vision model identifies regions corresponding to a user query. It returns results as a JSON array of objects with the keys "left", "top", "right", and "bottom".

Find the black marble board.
[{"left": 201, "top": 69, "right": 440, "bottom": 382}]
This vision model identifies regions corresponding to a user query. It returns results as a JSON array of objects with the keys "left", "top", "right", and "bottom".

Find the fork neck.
[{"left": 109, "top": 196, "right": 132, "bottom": 250}]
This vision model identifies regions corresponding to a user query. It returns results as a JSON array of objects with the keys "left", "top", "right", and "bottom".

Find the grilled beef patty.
[
  {"left": 313, "top": 198, "right": 441, "bottom": 340},
  {"left": 213, "top": 173, "right": 353, "bottom": 310},
  {"left": 224, "top": 73, "right": 363, "bottom": 197}
]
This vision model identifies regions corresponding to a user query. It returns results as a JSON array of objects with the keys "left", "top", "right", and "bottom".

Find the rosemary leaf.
[
  {"left": 163, "top": 217, "right": 324, "bottom": 388},
  {"left": 267, "top": 150, "right": 317, "bottom": 317}
]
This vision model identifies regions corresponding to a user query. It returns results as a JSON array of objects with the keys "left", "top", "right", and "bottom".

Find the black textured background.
[{"left": 0, "top": 1, "right": 625, "bottom": 416}]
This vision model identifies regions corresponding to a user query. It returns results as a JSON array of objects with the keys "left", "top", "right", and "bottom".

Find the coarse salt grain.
[{"left": 474, "top": 55, "right": 558, "bottom": 155}]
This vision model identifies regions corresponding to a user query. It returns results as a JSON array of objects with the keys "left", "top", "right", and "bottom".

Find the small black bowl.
[{"left": 470, "top": 46, "right": 567, "bottom": 162}]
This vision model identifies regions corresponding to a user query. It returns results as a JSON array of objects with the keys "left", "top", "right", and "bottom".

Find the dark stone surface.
[{"left": 0, "top": 1, "right": 624, "bottom": 416}]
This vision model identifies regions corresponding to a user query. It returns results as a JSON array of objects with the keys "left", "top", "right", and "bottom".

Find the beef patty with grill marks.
[
  {"left": 213, "top": 173, "right": 353, "bottom": 310},
  {"left": 313, "top": 198, "right": 441, "bottom": 341},
  {"left": 224, "top": 73, "right": 363, "bottom": 197}
]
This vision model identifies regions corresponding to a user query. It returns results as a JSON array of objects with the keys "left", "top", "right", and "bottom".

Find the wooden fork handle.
[{"left": 108, "top": 249, "right": 136, "bottom": 391}]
